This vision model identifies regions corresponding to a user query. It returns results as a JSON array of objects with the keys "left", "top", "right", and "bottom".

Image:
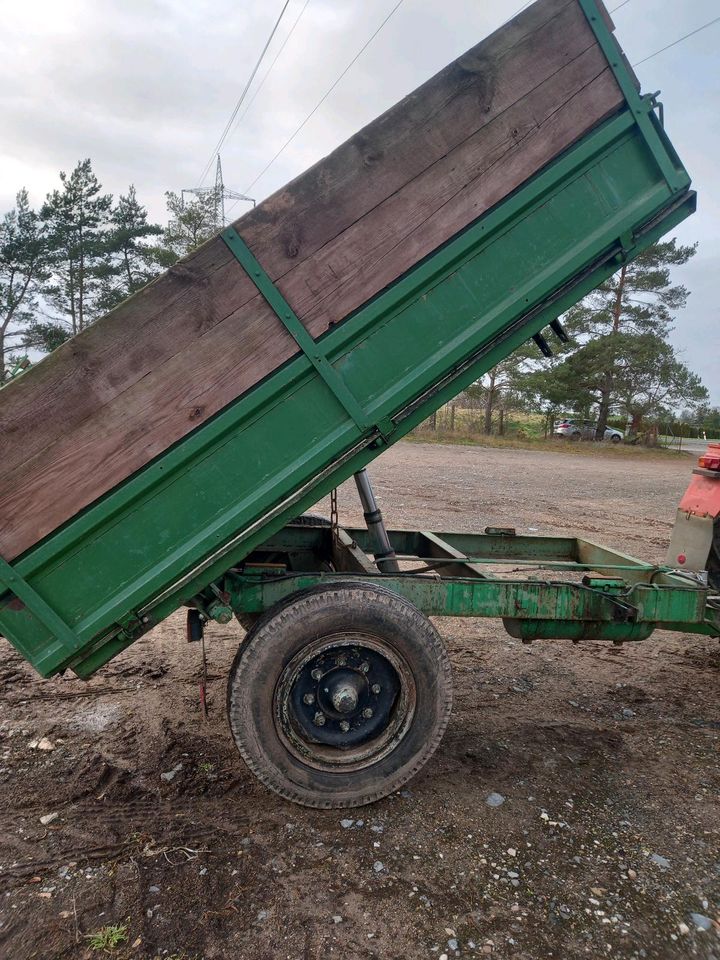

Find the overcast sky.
[{"left": 1, "top": 0, "right": 717, "bottom": 402}]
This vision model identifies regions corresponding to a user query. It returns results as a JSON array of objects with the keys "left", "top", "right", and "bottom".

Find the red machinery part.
[{"left": 679, "top": 442, "right": 720, "bottom": 519}]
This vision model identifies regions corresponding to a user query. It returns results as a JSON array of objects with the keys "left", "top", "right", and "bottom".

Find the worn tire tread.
[{"left": 227, "top": 580, "right": 452, "bottom": 808}]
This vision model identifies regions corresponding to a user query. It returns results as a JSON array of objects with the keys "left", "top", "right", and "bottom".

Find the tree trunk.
[
  {"left": 595, "top": 265, "right": 626, "bottom": 440},
  {"left": 429, "top": 410, "right": 437, "bottom": 431},
  {"left": 595, "top": 376, "right": 612, "bottom": 440},
  {"left": 484, "top": 370, "right": 496, "bottom": 435},
  {"left": 498, "top": 408, "right": 505, "bottom": 436},
  {"left": 450, "top": 403, "right": 456, "bottom": 432}
]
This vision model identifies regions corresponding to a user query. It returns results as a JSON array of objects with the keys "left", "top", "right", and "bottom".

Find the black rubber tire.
[
  {"left": 708, "top": 517, "right": 720, "bottom": 592},
  {"left": 226, "top": 580, "right": 452, "bottom": 808},
  {"left": 288, "top": 513, "right": 332, "bottom": 527}
]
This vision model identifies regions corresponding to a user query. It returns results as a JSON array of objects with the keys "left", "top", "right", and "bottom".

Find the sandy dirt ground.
[{"left": 0, "top": 441, "right": 718, "bottom": 960}]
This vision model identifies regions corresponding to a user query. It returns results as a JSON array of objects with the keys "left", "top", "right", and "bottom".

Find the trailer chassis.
[{"left": 200, "top": 522, "right": 719, "bottom": 642}]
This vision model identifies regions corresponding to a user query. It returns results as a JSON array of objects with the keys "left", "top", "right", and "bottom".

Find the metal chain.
[{"left": 330, "top": 487, "right": 339, "bottom": 544}]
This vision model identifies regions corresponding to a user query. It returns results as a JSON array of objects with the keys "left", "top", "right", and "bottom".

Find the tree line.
[
  {"left": 467, "top": 239, "right": 712, "bottom": 441},
  {"left": 1, "top": 160, "right": 712, "bottom": 439},
  {"left": 0, "top": 159, "right": 223, "bottom": 372}
]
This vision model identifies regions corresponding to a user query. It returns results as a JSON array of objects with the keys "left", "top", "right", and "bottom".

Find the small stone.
[
  {"left": 148, "top": 885, "right": 160, "bottom": 893},
  {"left": 33, "top": 737, "right": 54, "bottom": 751},
  {"left": 689, "top": 913, "right": 713, "bottom": 931},
  {"left": 198, "top": 867, "right": 207, "bottom": 876},
  {"left": 507, "top": 871, "right": 519, "bottom": 879},
  {"left": 448, "top": 939, "right": 458, "bottom": 951},
  {"left": 373, "top": 861, "right": 384, "bottom": 873},
  {"left": 485, "top": 792, "right": 505, "bottom": 808},
  {"left": 39, "top": 813, "right": 58, "bottom": 826},
  {"left": 627, "top": 868, "right": 637, "bottom": 879},
  {"left": 439, "top": 955, "right": 448, "bottom": 960},
  {"left": 540, "top": 812, "right": 550, "bottom": 821},
  {"left": 332, "top": 915, "right": 343, "bottom": 924},
  {"left": 678, "top": 922, "right": 690, "bottom": 935},
  {"left": 340, "top": 819, "right": 354, "bottom": 829},
  {"left": 621, "top": 707, "right": 636, "bottom": 719},
  {"left": 257, "top": 909, "right": 268, "bottom": 921},
  {"left": 482, "top": 947, "right": 493, "bottom": 955},
  {"left": 649, "top": 853, "right": 670, "bottom": 869},
  {"left": 507, "top": 847, "right": 517, "bottom": 857},
  {"left": 160, "top": 763, "right": 183, "bottom": 782}
]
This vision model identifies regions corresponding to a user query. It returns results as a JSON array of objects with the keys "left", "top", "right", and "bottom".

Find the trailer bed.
[{"left": 0, "top": 0, "right": 698, "bottom": 679}]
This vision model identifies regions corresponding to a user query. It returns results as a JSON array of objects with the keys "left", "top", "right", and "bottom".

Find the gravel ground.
[{"left": 0, "top": 441, "right": 718, "bottom": 960}]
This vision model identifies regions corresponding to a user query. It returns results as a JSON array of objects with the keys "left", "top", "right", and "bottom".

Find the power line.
[
  {"left": 226, "top": 0, "right": 312, "bottom": 144},
  {"left": 199, "top": 1, "right": 292, "bottom": 185},
  {"left": 633, "top": 14, "right": 720, "bottom": 66},
  {"left": 609, "top": 0, "right": 632, "bottom": 13},
  {"left": 500, "top": 1, "right": 533, "bottom": 28},
  {"left": 240, "top": 0, "right": 406, "bottom": 199}
]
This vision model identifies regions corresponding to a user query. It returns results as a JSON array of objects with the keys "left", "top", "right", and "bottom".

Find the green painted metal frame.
[
  {"left": 0, "top": 0, "right": 702, "bottom": 678},
  {"left": 221, "top": 227, "right": 375, "bottom": 433},
  {"left": 225, "top": 527, "right": 719, "bottom": 639},
  {"left": 577, "top": 0, "right": 687, "bottom": 193}
]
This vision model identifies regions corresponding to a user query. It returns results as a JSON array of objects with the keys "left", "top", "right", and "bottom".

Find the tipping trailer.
[{"left": 1, "top": 0, "right": 718, "bottom": 807}]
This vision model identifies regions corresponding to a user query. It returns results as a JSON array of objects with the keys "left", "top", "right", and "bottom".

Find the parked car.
[{"left": 554, "top": 418, "right": 623, "bottom": 443}]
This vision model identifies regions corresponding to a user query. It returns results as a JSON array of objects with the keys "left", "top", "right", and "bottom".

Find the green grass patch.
[{"left": 86, "top": 924, "right": 128, "bottom": 952}]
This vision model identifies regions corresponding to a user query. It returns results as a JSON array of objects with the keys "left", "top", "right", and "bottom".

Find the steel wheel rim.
[{"left": 274, "top": 633, "right": 415, "bottom": 772}]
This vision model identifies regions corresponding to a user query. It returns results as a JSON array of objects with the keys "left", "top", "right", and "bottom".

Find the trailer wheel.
[
  {"left": 227, "top": 581, "right": 452, "bottom": 808},
  {"left": 708, "top": 517, "right": 720, "bottom": 591}
]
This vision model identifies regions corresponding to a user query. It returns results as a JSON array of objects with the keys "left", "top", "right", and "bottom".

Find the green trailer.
[{"left": 1, "top": 0, "right": 717, "bottom": 807}]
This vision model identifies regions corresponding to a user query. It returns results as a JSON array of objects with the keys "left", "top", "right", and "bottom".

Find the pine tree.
[
  {"left": 561, "top": 238, "right": 698, "bottom": 438},
  {"left": 0, "top": 190, "right": 48, "bottom": 373},
  {"left": 41, "top": 159, "right": 113, "bottom": 335},
  {"left": 98, "top": 186, "right": 164, "bottom": 311},
  {"left": 162, "top": 189, "right": 221, "bottom": 258}
]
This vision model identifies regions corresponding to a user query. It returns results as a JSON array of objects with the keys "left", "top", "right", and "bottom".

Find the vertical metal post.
[{"left": 353, "top": 469, "right": 399, "bottom": 573}]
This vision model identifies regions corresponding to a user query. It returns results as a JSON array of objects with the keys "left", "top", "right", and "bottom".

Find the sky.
[{"left": 0, "top": 0, "right": 718, "bottom": 402}]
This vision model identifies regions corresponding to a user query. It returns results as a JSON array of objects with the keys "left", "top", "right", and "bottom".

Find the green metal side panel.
[{"left": 0, "top": 67, "right": 695, "bottom": 677}]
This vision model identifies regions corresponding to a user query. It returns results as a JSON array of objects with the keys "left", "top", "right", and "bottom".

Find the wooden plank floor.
[{"left": 0, "top": 0, "right": 622, "bottom": 561}]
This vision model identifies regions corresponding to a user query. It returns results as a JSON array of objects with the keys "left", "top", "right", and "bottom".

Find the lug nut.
[
  {"left": 303, "top": 693, "right": 315, "bottom": 705},
  {"left": 360, "top": 662, "right": 370, "bottom": 673},
  {"left": 336, "top": 654, "right": 347, "bottom": 666},
  {"left": 339, "top": 720, "right": 350, "bottom": 733},
  {"left": 362, "top": 707, "right": 373, "bottom": 719},
  {"left": 311, "top": 668, "right": 322, "bottom": 680},
  {"left": 371, "top": 684, "right": 381, "bottom": 694},
  {"left": 313, "top": 712, "right": 326, "bottom": 726}
]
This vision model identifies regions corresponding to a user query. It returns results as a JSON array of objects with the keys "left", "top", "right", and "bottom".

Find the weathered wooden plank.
[
  {"left": 0, "top": 298, "right": 297, "bottom": 558},
  {"left": 0, "top": 0, "right": 623, "bottom": 560},
  {"left": 294, "top": 50, "right": 622, "bottom": 334},
  {"left": 0, "top": 0, "right": 581, "bottom": 478},
  {"left": 0, "top": 71, "right": 620, "bottom": 561}
]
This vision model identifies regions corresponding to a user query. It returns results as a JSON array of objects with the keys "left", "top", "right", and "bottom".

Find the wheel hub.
[{"left": 276, "top": 637, "right": 408, "bottom": 766}]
